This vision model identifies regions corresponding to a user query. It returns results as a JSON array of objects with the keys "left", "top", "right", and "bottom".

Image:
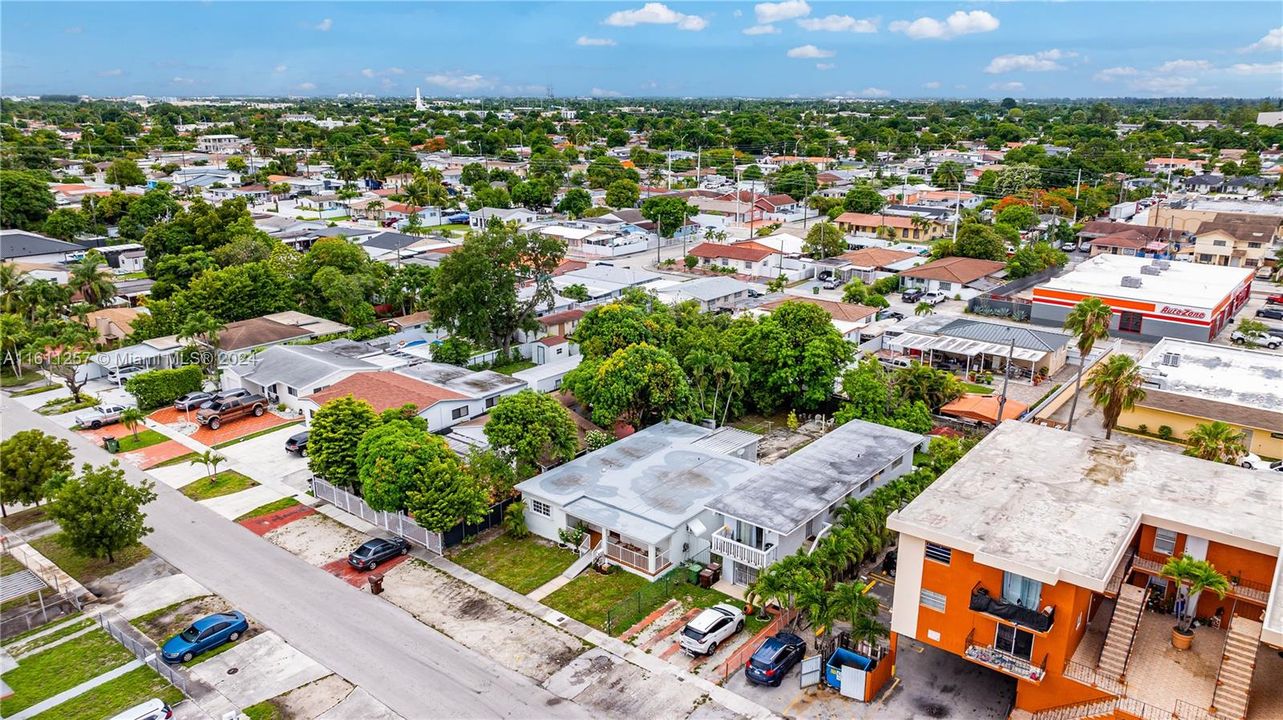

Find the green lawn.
[
  {"left": 451, "top": 535, "right": 576, "bottom": 595},
  {"left": 490, "top": 359, "right": 536, "bottom": 376},
  {"left": 0, "top": 505, "right": 50, "bottom": 531},
  {"left": 212, "top": 420, "right": 302, "bottom": 449},
  {"left": 435, "top": 222, "right": 472, "bottom": 232},
  {"left": 152, "top": 451, "right": 198, "bottom": 468},
  {"left": 235, "top": 497, "right": 301, "bottom": 521},
  {"left": 29, "top": 533, "right": 151, "bottom": 584},
  {"left": 599, "top": 569, "right": 768, "bottom": 638},
  {"left": 959, "top": 382, "right": 993, "bottom": 395},
  {"left": 179, "top": 471, "right": 258, "bottom": 501},
  {"left": 6, "top": 617, "right": 95, "bottom": 656},
  {"left": 30, "top": 665, "right": 184, "bottom": 720},
  {"left": 38, "top": 395, "right": 99, "bottom": 416},
  {"left": 1, "top": 552, "right": 25, "bottom": 576},
  {"left": 11, "top": 384, "right": 60, "bottom": 397},
  {"left": 115, "top": 271, "right": 149, "bottom": 280},
  {"left": 1, "top": 368, "right": 45, "bottom": 387},
  {"left": 243, "top": 700, "right": 283, "bottom": 720},
  {"left": 112, "top": 429, "right": 169, "bottom": 453},
  {"left": 543, "top": 570, "right": 650, "bottom": 631},
  {"left": 0, "top": 629, "right": 135, "bottom": 714}
]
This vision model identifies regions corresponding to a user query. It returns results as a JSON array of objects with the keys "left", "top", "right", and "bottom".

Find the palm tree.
[
  {"left": 189, "top": 450, "right": 227, "bottom": 482},
  {"left": 1182, "top": 421, "right": 1248, "bottom": 465},
  {"left": 1085, "top": 354, "right": 1146, "bottom": 440},
  {"left": 178, "top": 311, "right": 225, "bottom": 379},
  {"left": 401, "top": 178, "right": 432, "bottom": 207},
  {"left": 796, "top": 578, "right": 836, "bottom": 641},
  {"left": 831, "top": 580, "right": 882, "bottom": 651},
  {"left": 1161, "top": 554, "right": 1229, "bottom": 637},
  {"left": 909, "top": 214, "right": 933, "bottom": 239},
  {"left": 914, "top": 301, "right": 934, "bottom": 317},
  {"left": 0, "top": 262, "right": 29, "bottom": 313},
  {"left": 746, "top": 566, "right": 789, "bottom": 620},
  {"left": 68, "top": 251, "right": 117, "bottom": 308},
  {"left": 1062, "top": 298, "right": 1114, "bottom": 431},
  {"left": 365, "top": 198, "right": 385, "bottom": 223},
  {"left": 120, "top": 407, "right": 145, "bottom": 441}
]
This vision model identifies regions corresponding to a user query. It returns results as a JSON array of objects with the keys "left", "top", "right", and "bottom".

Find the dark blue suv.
[{"left": 744, "top": 632, "right": 806, "bottom": 686}]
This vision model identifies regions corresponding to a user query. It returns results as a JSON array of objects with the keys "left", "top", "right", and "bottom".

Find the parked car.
[
  {"left": 1059, "top": 241, "right": 1078, "bottom": 252},
  {"left": 1078, "top": 241, "right": 1093, "bottom": 252},
  {"left": 347, "top": 536, "right": 411, "bottom": 571},
  {"left": 107, "top": 698, "right": 173, "bottom": 720},
  {"left": 198, "top": 388, "right": 250, "bottom": 410},
  {"left": 161, "top": 611, "right": 249, "bottom": 663},
  {"left": 822, "top": 278, "right": 841, "bottom": 290},
  {"left": 1230, "top": 330, "right": 1282, "bottom": 349},
  {"left": 877, "top": 309, "right": 906, "bottom": 322},
  {"left": 817, "top": 270, "right": 833, "bottom": 282},
  {"left": 746, "top": 288, "right": 764, "bottom": 299},
  {"left": 1263, "top": 325, "right": 1283, "bottom": 339},
  {"left": 195, "top": 393, "right": 268, "bottom": 430},
  {"left": 744, "top": 632, "right": 806, "bottom": 686},
  {"left": 446, "top": 212, "right": 470, "bottom": 224},
  {"left": 173, "top": 391, "right": 214, "bottom": 411},
  {"left": 679, "top": 603, "right": 744, "bottom": 656},
  {"left": 111, "top": 365, "right": 146, "bottom": 384},
  {"left": 901, "top": 288, "right": 924, "bottom": 303},
  {"left": 74, "top": 404, "right": 127, "bottom": 429},
  {"left": 921, "top": 291, "right": 948, "bottom": 306},
  {"left": 285, "top": 430, "right": 309, "bottom": 455},
  {"left": 1263, "top": 294, "right": 1283, "bottom": 306},
  {"left": 1255, "top": 306, "right": 1283, "bottom": 320},
  {"left": 878, "top": 356, "right": 913, "bottom": 370}
]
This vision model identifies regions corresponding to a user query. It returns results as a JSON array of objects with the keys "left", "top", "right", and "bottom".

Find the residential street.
[{"left": 1, "top": 398, "right": 590, "bottom": 720}]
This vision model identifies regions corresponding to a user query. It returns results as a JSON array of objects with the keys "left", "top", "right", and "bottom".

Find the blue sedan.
[
  {"left": 161, "top": 611, "right": 249, "bottom": 663},
  {"left": 744, "top": 632, "right": 807, "bottom": 686}
]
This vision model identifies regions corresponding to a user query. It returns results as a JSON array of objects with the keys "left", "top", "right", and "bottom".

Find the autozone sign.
[{"left": 1157, "top": 305, "right": 1207, "bottom": 320}]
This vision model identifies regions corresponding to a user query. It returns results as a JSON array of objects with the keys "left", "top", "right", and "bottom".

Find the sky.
[{"left": 2, "top": 2, "right": 1281, "bottom": 99}]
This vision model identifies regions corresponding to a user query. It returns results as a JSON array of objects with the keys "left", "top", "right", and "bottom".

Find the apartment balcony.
[
  {"left": 963, "top": 628, "right": 1047, "bottom": 684},
  {"left": 969, "top": 582, "right": 1056, "bottom": 634},
  {"left": 1131, "top": 552, "right": 1270, "bottom": 604},
  {"left": 711, "top": 526, "right": 777, "bottom": 570},
  {"left": 605, "top": 540, "right": 670, "bottom": 577}
]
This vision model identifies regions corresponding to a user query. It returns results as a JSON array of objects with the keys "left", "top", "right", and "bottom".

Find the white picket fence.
[{"left": 310, "top": 477, "right": 444, "bottom": 554}]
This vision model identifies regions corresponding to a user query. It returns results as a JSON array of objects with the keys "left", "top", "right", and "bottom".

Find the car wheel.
[
  {"left": 229, "top": 631, "right": 240, "bottom": 641},
  {"left": 182, "top": 651, "right": 193, "bottom": 663},
  {"left": 400, "top": 546, "right": 408, "bottom": 555},
  {"left": 209, "top": 418, "right": 220, "bottom": 430},
  {"left": 253, "top": 406, "right": 264, "bottom": 417},
  {"left": 736, "top": 620, "right": 744, "bottom": 633},
  {"left": 367, "top": 560, "right": 377, "bottom": 571},
  {"left": 1232, "top": 338, "right": 1244, "bottom": 345},
  {"left": 1240, "top": 461, "right": 1254, "bottom": 469},
  {"left": 90, "top": 420, "right": 101, "bottom": 429}
]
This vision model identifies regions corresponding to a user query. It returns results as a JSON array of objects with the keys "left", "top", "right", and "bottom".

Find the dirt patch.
[
  {"left": 380, "top": 559, "right": 586, "bottom": 682},
  {"left": 131, "top": 594, "right": 260, "bottom": 646},
  {"left": 263, "top": 514, "right": 368, "bottom": 566},
  {"left": 260, "top": 674, "right": 355, "bottom": 719},
  {"left": 571, "top": 658, "right": 705, "bottom": 719}
]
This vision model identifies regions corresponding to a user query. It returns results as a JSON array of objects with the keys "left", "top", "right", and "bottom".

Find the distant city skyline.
[{"left": 2, "top": 2, "right": 1280, "bottom": 99}]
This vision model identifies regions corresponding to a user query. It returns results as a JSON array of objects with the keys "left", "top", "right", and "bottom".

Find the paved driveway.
[
  {"left": 214, "top": 424, "right": 309, "bottom": 489},
  {"left": 148, "top": 407, "right": 299, "bottom": 447}
]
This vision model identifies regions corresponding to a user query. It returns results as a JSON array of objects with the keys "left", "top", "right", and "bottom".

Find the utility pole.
[
  {"left": 666, "top": 152, "right": 672, "bottom": 191},
  {"left": 1072, "top": 169, "right": 1082, "bottom": 224},
  {"left": 996, "top": 339, "right": 1016, "bottom": 423},
  {"left": 952, "top": 183, "right": 961, "bottom": 242}
]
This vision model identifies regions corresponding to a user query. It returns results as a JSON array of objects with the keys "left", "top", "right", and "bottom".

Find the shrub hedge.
[{"left": 125, "top": 365, "right": 203, "bottom": 410}]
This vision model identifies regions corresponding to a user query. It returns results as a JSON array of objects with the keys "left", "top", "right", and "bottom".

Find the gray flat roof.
[
  {"left": 0, "top": 230, "right": 80, "bottom": 260},
  {"left": 934, "top": 318, "right": 1071, "bottom": 352},
  {"left": 1139, "top": 338, "right": 1283, "bottom": 414},
  {"left": 707, "top": 419, "right": 924, "bottom": 535},
  {"left": 888, "top": 422, "right": 1282, "bottom": 594},
  {"left": 515, "top": 421, "right": 759, "bottom": 545},
  {"left": 396, "top": 362, "right": 523, "bottom": 397}
]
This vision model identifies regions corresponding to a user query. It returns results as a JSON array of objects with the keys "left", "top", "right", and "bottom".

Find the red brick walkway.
[
  {"left": 319, "top": 554, "right": 410, "bottom": 588},
  {"left": 237, "top": 504, "right": 316, "bottom": 536}
]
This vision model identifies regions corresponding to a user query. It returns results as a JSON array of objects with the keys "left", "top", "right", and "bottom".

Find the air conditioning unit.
[
  {"left": 1140, "top": 265, "right": 1162, "bottom": 276},
  {"left": 1120, "top": 276, "right": 1143, "bottom": 288}
]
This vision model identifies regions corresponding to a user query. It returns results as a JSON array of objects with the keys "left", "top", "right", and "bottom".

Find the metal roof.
[
  {"left": 0, "top": 230, "right": 80, "bottom": 260},
  {"left": 934, "top": 318, "right": 1071, "bottom": 352},
  {"left": 894, "top": 332, "right": 1047, "bottom": 362}
]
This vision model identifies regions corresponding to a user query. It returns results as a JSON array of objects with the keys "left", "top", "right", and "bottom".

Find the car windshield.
[
  {"left": 682, "top": 626, "right": 707, "bottom": 642},
  {"left": 750, "top": 642, "right": 785, "bottom": 668},
  {"left": 180, "top": 625, "right": 201, "bottom": 641}
]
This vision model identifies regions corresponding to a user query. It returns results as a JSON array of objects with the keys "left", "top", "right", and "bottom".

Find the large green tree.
[
  {"left": 357, "top": 418, "right": 461, "bottom": 513},
  {"left": 403, "top": 442, "right": 489, "bottom": 533},
  {"left": 640, "top": 196, "right": 695, "bottom": 238},
  {"left": 565, "top": 342, "right": 692, "bottom": 428},
  {"left": 47, "top": 462, "right": 156, "bottom": 564},
  {"left": 105, "top": 158, "right": 146, "bottom": 189},
  {"left": 1085, "top": 354, "right": 1146, "bottom": 440},
  {"left": 308, "top": 396, "right": 379, "bottom": 485},
  {"left": 605, "top": 178, "right": 640, "bottom": 208},
  {"left": 843, "top": 184, "right": 885, "bottom": 215},
  {"left": 484, "top": 390, "right": 578, "bottom": 476},
  {"left": 743, "top": 300, "right": 853, "bottom": 413},
  {"left": 0, "top": 170, "right": 56, "bottom": 230},
  {"left": 0, "top": 429, "right": 74, "bottom": 516},
  {"left": 803, "top": 222, "right": 844, "bottom": 259}
]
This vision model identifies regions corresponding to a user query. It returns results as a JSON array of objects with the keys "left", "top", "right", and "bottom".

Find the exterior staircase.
[
  {"left": 561, "top": 537, "right": 605, "bottom": 579},
  {"left": 1097, "top": 584, "right": 1146, "bottom": 681},
  {"left": 1211, "top": 617, "right": 1262, "bottom": 720},
  {"left": 1027, "top": 698, "right": 1117, "bottom": 720}
]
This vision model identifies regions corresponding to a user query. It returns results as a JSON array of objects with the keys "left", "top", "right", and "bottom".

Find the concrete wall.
[
  {"left": 1031, "top": 301, "right": 1213, "bottom": 343},
  {"left": 1119, "top": 404, "right": 1283, "bottom": 459}
]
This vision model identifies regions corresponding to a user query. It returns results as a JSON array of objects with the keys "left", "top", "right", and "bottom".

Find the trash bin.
[
  {"left": 698, "top": 568, "right": 714, "bottom": 588},
  {"left": 812, "top": 285, "right": 820, "bottom": 295},
  {"left": 103, "top": 437, "right": 120, "bottom": 453},
  {"left": 368, "top": 572, "right": 385, "bottom": 595},
  {"left": 685, "top": 562, "right": 702, "bottom": 584},
  {"left": 706, "top": 562, "right": 722, "bottom": 584}
]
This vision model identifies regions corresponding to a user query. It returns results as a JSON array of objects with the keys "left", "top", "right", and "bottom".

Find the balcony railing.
[
  {"left": 1062, "top": 657, "right": 1127, "bottom": 696},
  {"left": 711, "top": 526, "right": 778, "bottom": 569},
  {"left": 1132, "top": 552, "right": 1269, "bottom": 604},
  {"left": 963, "top": 628, "right": 1048, "bottom": 684},
  {"left": 969, "top": 582, "right": 1056, "bottom": 634},
  {"left": 606, "top": 541, "right": 669, "bottom": 575}
]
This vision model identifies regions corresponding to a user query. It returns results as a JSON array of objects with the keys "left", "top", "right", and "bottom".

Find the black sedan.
[
  {"left": 347, "top": 536, "right": 411, "bottom": 571},
  {"left": 285, "top": 430, "right": 309, "bottom": 455},
  {"left": 744, "top": 632, "right": 806, "bottom": 686},
  {"left": 174, "top": 392, "right": 214, "bottom": 411},
  {"left": 901, "top": 288, "right": 925, "bottom": 303},
  {"left": 1256, "top": 306, "right": 1283, "bottom": 321}
]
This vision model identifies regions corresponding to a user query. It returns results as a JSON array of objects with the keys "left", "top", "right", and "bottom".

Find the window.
[
  {"left": 1198, "top": 254, "right": 1214, "bottom": 263},
  {"left": 893, "top": 454, "right": 906, "bottom": 469},
  {"left": 995, "top": 624, "right": 1034, "bottom": 661},
  {"left": 938, "top": 281, "right": 953, "bottom": 291},
  {"left": 858, "top": 477, "right": 873, "bottom": 493},
  {"left": 287, "top": 386, "right": 298, "bottom": 397},
  {"left": 1212, "top": 240, "right": 1227, "bottom": 247},
  {"left": 485, "top": 397, "right": 497, "bottom": 409},
  {"left": 924, "top": 542, "right": 952, "bottom": 564},
  {"left": 744, "top": 261, "right": 752, "bottom": 269},
  {"left": 1117, "top": 311, "right": 1143, "bottom": 334},
  {"left": 920, "top": 588, "right": 947, "bottom": 612},
  {"left": 1248, "top": 242, "right": 1262, "bottom": 249},
  {"left": 451, "top": 406, "right": 468, "bottom": 420},
  {"left": 1002, "top": 571, "right": 1042, "bottom": 608},
  {"left": 1153, "top": 528, "right": 1177, "bottom": 555},
  {"left": 530, "top": 499, "right": 551, "bottom": 517}
]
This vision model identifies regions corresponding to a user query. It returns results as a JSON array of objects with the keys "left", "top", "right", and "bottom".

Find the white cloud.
[
  {"left": 889, "top": 10, "right": 998, "bottom": 40},
  {"left": 797, "top": 15, "right": 877, "bottom": 33},
  {"left": 577, "top": 36, "right": 617, "bottom": 46},
  {"left": 296, "top": 82, "right": 317, "bottom": 91},
  {"left": 1155, "top": 59, "right": 1211, "bottom": 73},
  {"left": 923, "top": 81, "right": 942, "bottom": 89},
  {"left": 97, "top": 68, "right": 123, "bottom": 77},
  {"left": 989, "top": 81, "right": 1025, "bottom": 92},
  {"left": 314, "top": 18, "right": 333, "bottom": 32},
  {"left": 755, "top": 0, "right": 810, "bottom": 24},
  {"left": 641, "top": 80, "right": 659, "bottom": 90},
  {"left": 816, "top": 63, "right": 836, "bottom": 71},
  {"left": 1093, "top": 66, "right": 1137, "bottom": 82},
  {"left": 786, "top": 44, "right": 834, "bottom": 59},
  {"left": 859, "top": 87, "right": 889, "bottom": 98},
  {"left": 1228, "top": 61, "right": 1283, "bottom": 76},
  {"left": 64, "top": 26, "right": 82, "bottom": 34},
  {"left": 604, "top": 3, "right": 707, "bottom": 31},
  {"left": 591, "top": 87, "right": 623, "bottom": 97},
  {"left": 733, "top": 9, "right": 743, "bottom": 18},
  {"left": 362, "top": 67, "right": 406, "bottom": 79},
  {"left": 1243, "top": 27, "right": 1283, "bottom": 52},
  {"left": 387, "top": 67, "right": 405, "bottom": 75},
  {"left": 424, "top": 72, "right": 494, "bottom": 91},
  {"left": 985, "top": 49, "right": 1076, "bottom": 74},
  {"left": 171, "top": 77, "right": 195, "bottom": 85},
  {"left": 1129, "top": 75, "right": 1199, "bottom": 95},
  {"left": 273, "top": 64, "right": 288, "bottom": 74},
  {"left": 743, "top": 24, "right": 780, "bottom": 35},
  {"left": 361, "top": 68, "right": 376, "bottom": 78}
]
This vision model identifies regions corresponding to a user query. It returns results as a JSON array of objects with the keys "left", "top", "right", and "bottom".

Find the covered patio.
[
  {"left": 564, "top": 497, "right": 674, "bottom": 577},
  {"left": 893, "top": 332, "right": 1048, "bottom": 383}
]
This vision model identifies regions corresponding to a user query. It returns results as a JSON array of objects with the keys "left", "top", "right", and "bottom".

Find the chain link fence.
[{"left": 96, "top": 614, "right": 189, "bottom": 695}]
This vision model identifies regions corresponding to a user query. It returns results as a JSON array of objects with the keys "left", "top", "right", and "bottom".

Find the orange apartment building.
[{"left": 887, "top": 422, "right": 1282, "bottom": 720}]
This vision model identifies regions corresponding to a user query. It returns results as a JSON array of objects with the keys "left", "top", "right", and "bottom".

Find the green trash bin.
[
  {"left": 685, "top": 562, "right": 702, "bottom": 584},
  {"left": 104, "top": 436, "right": 120, "bottom": 453}
]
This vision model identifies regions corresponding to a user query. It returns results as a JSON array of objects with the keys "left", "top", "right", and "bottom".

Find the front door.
[{"left": 733, "top": 562, "right": 759, "bottom": 587}]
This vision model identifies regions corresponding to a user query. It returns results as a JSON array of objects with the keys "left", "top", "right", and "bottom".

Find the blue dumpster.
[{"left": 824, "top": 647, "right": 874, "bottom": 697}]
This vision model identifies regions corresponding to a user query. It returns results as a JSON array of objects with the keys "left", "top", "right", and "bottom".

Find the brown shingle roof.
[
  {"left": 761, "top": 297, "right": 878, "bottom": 323},
  {"left": 537, "top": 308, "right": 585, "bottom": 326},
  {"left": 306, "top": 372, "right": 466, "bottom": 413},
  {"left": 689, "top": 241, "right": 776, "bottom": 263},
  {"left": 217, "top": 317, "right": 313, "bottom": 351},
  {"left": 838, "top": 247, "right": 919, "bottom": 268},
  {"left": 835, "top": 212, "right": 916, "bottom": 229},
  {"left": 899, "top": 256, "right": 1006, "bottom": 284}
]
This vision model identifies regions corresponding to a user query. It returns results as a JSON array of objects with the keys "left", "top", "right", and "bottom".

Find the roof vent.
[
  {"left": 1140, "top": 264, "right": 1163, "bottom": 276},
  {"left": 1120, "top": 276, "right": 1143, "bottom": 289},
  {"left": 1153, "top": 260, "right": 1171, "bottom": 270},
  {"left": 1160, "top": 352, "right": 1181, "bottom": 367}
]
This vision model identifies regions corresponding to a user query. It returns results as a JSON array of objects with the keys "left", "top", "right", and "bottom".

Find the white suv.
[{"left": 679, "top": 603, "right": 744, "bottom": 656}]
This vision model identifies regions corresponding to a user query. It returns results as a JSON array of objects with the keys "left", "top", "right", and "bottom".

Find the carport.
[{"left": 893, "top": 332, "right": 1046, "bottom": 381}]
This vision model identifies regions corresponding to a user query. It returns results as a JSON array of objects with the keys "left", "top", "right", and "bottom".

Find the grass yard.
[
  {"left": 450, "top": 534, "right": 576, "bottom": 595},
  {"left": 29, "top": 532, "right": 151, "bottom": 584},
  {"left": 212, "top": 419, "right": 302, "bottom": 449},
  {"left": 0, "top": 505, "right": 49, "bottom": 531},
  {"left": 6, "top": 617, "right": 95, "bottom": 656},
  {"left": 0, "top": 629, "right": 135, "bottom": 714},
  {"left": 601, "top": 569, "right": 768, "bottom": 638},
  {"left": 490, "top": 359, "right": 536, "bottom": 375},
  {"left": 543, "top": 570, "right": 650, "bottom": 631},
  {"left": 151, "top": 451, "right": 198, "bottom": 468},
  {"left": 179, "top": 470, "right": 258, "bottom": 501},
  {"left": 1, "top": 552, "right": 25, "bottom": 576},
  {"left": 37, "top": 395, "right": 99, "bottom": 416},
  {"left": 30, "top": 665, "right": 184, "bottom": 720},
  {"left": 1, "top": 368, "right": 45, "bottom": 387},
  {"left": 243, "top": 700, "right": 282, "bottom": 720},
  {"left": 959, "top": 382, "right": 993, "bottom": 395},
  {"left": 235, "top": 497, "right": 301, "bottom": 521},
  {"left": 11, "top": 384, "right": 60, "bottom": 397},
  {"left": 113, "top": 429, "right": 169, "bottom": 453}
]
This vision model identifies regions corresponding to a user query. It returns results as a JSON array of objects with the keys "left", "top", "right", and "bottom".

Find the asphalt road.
[{"left": 2, "top": 399, "right": 589, "bottom": 720}]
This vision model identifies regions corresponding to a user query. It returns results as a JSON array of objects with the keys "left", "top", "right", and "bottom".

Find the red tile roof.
[
  {"left": 688, "top": 241, "right": 776, "bottom": 262},
  {"left": 538, "top": 335, "right": 567, "bottom": 346},
  {"left": 537, "top": 308, "right": 585, "bottom": 326},
  {"left": 899, "top": 256, "right": 1006, "bottom": 284},
  {"left": 306, "top": 372, "right": 466, "bottom": 413}
]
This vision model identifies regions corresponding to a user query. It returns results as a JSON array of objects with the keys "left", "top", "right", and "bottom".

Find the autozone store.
[{"left": 1030, "top": 255, "right": 1253, "bottom": 342}]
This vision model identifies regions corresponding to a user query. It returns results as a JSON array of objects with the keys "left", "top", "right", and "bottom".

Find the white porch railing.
[
  {"left": 606, "top": 541, "right": 656, "bottom": 573},
  {"left": 711, "top": 526, "right": 778, "bottom": 569}
]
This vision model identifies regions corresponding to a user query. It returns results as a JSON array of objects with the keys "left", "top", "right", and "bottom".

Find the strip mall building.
[{"left": 1031, "top": 254, "right": 1253, "bottom": 342}]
